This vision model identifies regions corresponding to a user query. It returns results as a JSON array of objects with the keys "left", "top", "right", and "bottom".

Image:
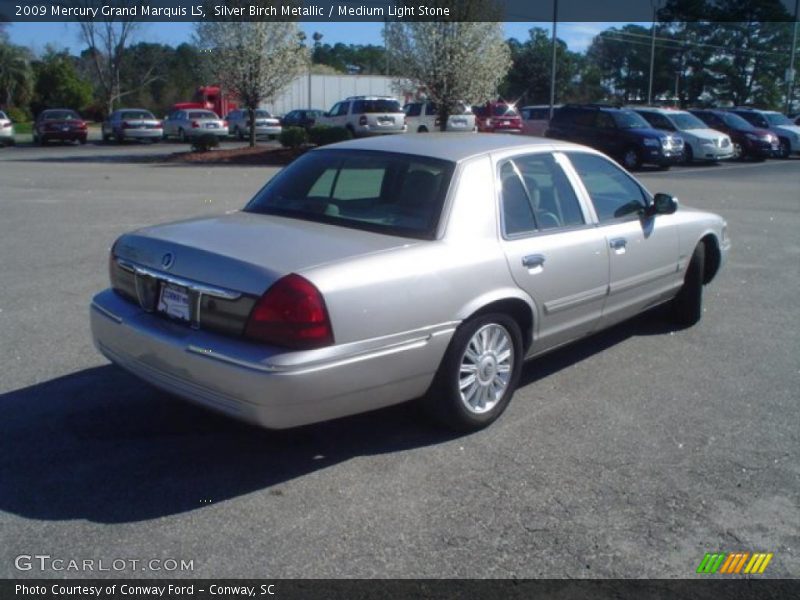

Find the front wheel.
[
  {"left": 423, "top": 314, "right": 523, "bottom": 431},
  {"left": 671, "top": 242, "right": 705, "bottom": 326},
  {"left": 778, "top": 139, "right": 791, "bottom": 159},
  {"left": 622, "top": 147, "right": 642, "bottom": 170}
]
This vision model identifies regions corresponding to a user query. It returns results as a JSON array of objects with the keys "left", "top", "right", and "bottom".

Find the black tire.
[
  {"left": 621, "top": 147, "right": 642, "bottom": 170},
  {"left": 423, "top": 313, "right": 523, "bottom": 431},
  {"left": 178, "top": 128, "right": 186, "bottom": 143},
  {"left": 671, "top": 242, "right": 705, "bottom": 326},
  {"left": 418, "top": 126, "right": 428, "bottom": 133},
  {"left": 732, "top": 142, "right": 744, "bottom": 161},
  {"left": 79, "top": 137, "right": 87, "bottom": 145},
  {"left": 778, "top": 139, "right": 791, "bottom": 159},
  {"left": 235, "top": 126, "right": 244, "bottom": 141}
]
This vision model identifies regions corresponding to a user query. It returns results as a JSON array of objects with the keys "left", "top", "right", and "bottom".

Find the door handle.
[
  {"left": 522, "top": 254, "right": 546, "bottom": 268},
  {"left": 609, "top": 238, "right": 627, "bottom": 250}
]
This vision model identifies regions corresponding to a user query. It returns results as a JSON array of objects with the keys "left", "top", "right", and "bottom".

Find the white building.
[{"left": 261, "top": 74, "right": 409, "bottom": 115}]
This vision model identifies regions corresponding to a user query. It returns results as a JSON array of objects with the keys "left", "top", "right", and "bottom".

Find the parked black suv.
[{"left": 545, "top": 104, "right": 684, "bottom": 170}]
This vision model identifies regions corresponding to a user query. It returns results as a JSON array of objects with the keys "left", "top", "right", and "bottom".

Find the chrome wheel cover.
[{"left": 458, "top": 323, "right": 514, "bottom": 414}]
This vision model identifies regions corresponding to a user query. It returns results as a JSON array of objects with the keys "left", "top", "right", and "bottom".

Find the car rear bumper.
[
  {"left": 41, "top": 131, "right": 86, "bottom": 140},
  {"left": 122, "top": 129, "right": 163, "bottom": 139},
  {"left": 90, "top": 289, "right": 452, "bottom": 429},
  {"left": 188, "top": 128, "right": 228, "bottom": 138}
]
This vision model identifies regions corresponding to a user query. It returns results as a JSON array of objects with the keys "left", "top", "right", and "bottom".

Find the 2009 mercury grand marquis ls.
[{"left": 90, "top": 134, "right": 729, "bottom": 431}]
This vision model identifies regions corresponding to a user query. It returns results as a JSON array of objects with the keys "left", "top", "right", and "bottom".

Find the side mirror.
[{"left": 650, "top": 193, "right": 679, "bottom": 215}]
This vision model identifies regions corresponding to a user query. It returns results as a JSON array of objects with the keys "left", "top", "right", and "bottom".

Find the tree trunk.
[{"left": 248, "top": 106, "right": 256, "bottom": 148}]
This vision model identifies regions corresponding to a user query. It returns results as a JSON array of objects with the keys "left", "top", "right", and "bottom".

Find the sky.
[{"left": 7, "top": 21, "right": 622, "bottom": 56}]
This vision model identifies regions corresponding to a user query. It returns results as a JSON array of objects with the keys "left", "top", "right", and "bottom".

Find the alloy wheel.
[{"left": 458, "top": 323, "right": 514, "bottom": 415}]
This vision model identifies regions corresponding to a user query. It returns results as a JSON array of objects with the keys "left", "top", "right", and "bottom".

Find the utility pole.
[
  {"left": 648, "top": 0, "right": 658, "bottom": 105},
  {"left": 786, "top": 0, "right": 799, "bottom": 114},
  {"left": 549, "top": 0, "right": 558, "bottom": 119}
]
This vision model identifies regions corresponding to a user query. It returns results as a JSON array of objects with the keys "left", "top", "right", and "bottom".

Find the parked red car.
[
  {"left": 472, "top": 101, "right": 522, "bottom": 134},
  {"left": 33, "top": 109, "right": 88, "bottom": 145}
]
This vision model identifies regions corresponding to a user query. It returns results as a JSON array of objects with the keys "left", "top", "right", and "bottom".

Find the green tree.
[
  {"left": 32, "top": 49, "right": 93, "bottom": 113},
  {"left": 500, "top": 28, "right": 585, "bottom": 105},
  {"left": 0, "top": 42, "right": 33, "bottom": 109}
]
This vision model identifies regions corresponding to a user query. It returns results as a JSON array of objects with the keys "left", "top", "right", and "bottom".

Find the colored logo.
[{"left": 697, "top": 552, "right": 773, "bottom": 575}]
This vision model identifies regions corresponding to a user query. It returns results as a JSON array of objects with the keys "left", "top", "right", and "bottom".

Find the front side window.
[
  {"left": 404, "top": 103, "right": 422, "bottom": 117},
  {"left": 567, "top": 152, "right": 648, "bottom": 222},
  {"left": 244, "top": 150, "right": 455, "bottom": 240},
  {"left": 500, "top": 153, "right": 586, "bottom": 236}
]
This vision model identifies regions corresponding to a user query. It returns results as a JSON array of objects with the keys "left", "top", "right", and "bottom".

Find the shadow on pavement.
[{"left": 0, "top": 308, "right": 680, "bottom": 524}]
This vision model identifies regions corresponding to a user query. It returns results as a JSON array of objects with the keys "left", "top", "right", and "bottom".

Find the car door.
[
  {"left": 565, "top": 152, "right": 680, "bottom": 326},
  {"left": 594, "top": 111, "right": 624, "bottom": 158},
  {"left": 497, "top": 152, "right": 610, "bottom": 354}
]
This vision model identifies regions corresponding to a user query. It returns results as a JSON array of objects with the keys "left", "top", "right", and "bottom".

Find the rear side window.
[
  {"left": 245, "top": 150, "right": 455, "bottom": 240},
  {"left": 404, "top": 103, "right": 422, "bottom": 117},
  {"left": 500, "top": 153, "right": 585, "bottom": 236},
  {"left": 567, "top": 152, "right": 648, "bottom": 222},
  {"left": 352, "top": 99, "right": 402, "bottom": 114}
]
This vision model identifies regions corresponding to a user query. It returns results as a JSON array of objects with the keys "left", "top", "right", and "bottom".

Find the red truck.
[{"left": 172, "top": 86, "right": 238, "bottom": 117}]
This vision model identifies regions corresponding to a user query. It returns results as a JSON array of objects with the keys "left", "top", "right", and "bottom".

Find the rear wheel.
[
  {"left": 732, "top": 142, "right": 743, "bottom": 160},
  {"left": 671, "top": 242, "right": 705, "bottom": 326},
  {"left": 423, "top": 313, "right": 523, "bottom": 431}
]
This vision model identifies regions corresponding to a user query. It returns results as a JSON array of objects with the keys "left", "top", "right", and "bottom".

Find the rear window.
[
  {"left": 255, "top": 110, "right": 272, "bottom": 118},
  {"left": 244, "top": 150, "right": 455, "bottom": 240},
  {"left": 189, "top": 111, "right": 218, "bottom": 119},
  {"left": 43, "top": 110, "right": 80, "bottom": 121},
  {"left": 120, "top": 111, "right": 155, "bottom": 120},
  {"left": 0, "top": 111, "right": 7, "bottom": 120},
  {"left": 492, "top": 104, "right": 519, "bottom": 117},
  {"left": 352, "top": 99, "right": 402, "bottom": 114}
]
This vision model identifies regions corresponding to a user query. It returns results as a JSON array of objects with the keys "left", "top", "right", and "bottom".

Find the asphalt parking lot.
[{"left": 1, "top": 140, "right": 798, "bottom": 579}]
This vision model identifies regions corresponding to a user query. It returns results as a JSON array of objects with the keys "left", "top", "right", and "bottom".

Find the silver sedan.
[
  {"left": 102, "top": 109, "right": 163, "bottom": 143},
  {"left": 225, "top": 109, "right": 282, "bottom": 140},
  {"left": 162, "top": 109, "right": 227, "bottom": 142},
  {"left": 90, "top": 135, "right": 729, "bottom": 431}
]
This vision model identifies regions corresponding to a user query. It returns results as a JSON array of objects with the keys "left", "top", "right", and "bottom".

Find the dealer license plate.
[{"left": 158, "top": 283, "right": 190, "bottom": 321}]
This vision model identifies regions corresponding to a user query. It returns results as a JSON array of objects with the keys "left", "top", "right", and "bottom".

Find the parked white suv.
[
  {"left": 403, "top": 101, "right": 476, "bottom": 133},
  {"left": 320, "top": 96, "right": 407, "bottom": 137},
  {"left": 631, "top": 107, "right": 734, "bottom": 163}
]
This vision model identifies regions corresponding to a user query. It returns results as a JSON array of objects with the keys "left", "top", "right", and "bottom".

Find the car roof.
[{"left": 320, "top": 133, "right": 585, "bottom": 162}]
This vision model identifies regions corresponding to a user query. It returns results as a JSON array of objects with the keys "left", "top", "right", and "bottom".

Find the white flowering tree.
[
  {"left": 384, "top": 2, "right": 511, "bottom": 131},
  {"left": 194, "top": 16, "right": 307, "bottom": 147}
]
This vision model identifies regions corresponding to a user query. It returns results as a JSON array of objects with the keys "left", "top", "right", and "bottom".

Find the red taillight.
[
  {"left": 359, "top": 115, "right": 368, "bottom": 126},
  {"left": 244, "top": 274, "right": 333, "bottom": 349},
  {"left": 1, "top": 122, "right": 10, "bottom": 128},
  {"left": 191, "top": 120, "right": 200, "bottom": 128},
  {"left": 156, "top": 121, "right": 163, "bottom": 128},
  {"left": 79, "top": 121, "right": 88, "bottom": 130},
  {"left": 222, "top": 120, "right": 228, "bottom": 128}
]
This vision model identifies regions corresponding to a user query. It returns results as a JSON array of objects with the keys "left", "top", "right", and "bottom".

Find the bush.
[
  {"left": 190, "top": 133, "right": 220, "bottom": 153},
  {"left": 5, "top": 106, "right": 31, "bottom": 123},
  {"left": 279, "top": 126, "right": 308, "bottom": 149},
  {"left": 308, "top": 125, "right": 353, "bottom": 147}
]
